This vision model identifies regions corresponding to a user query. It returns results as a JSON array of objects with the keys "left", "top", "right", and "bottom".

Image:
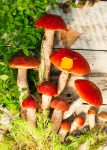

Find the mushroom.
[
  {"left": 63, "top": 79, "right": 103, "bottom": 119},
  {"left": 70, "top": 116, "right": 84, "bottom": 133},
  {"left": 34, "top": 14, "right": 67, "bottom": 83},
  {"left": 98, "top": 111, "right": 107, "bottom": 122},
  {"left": 50, "top": 48, "right": 90, "bottom": 96},
  {"left": 37, "top": 81, "right": 57, "bottom": 109},
  {"left": 22, "top": 96, "right": 37, "bottom": 127},
  {"left": 50, "top": 98, "right": 70, "bottom": 132},
  {"left": 58, "top": 121, "right": 71, "bottom": 142},
  {"left": 9, "top": 54, "right": 40, "bottom": 107},
  {"left": 87, "top": 107, "right": 97, "bottom": 129}
]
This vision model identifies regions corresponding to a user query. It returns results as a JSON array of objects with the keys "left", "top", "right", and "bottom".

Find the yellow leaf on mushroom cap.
[{"left": 61, "top": 57, "right": 73, "bottom": 69}]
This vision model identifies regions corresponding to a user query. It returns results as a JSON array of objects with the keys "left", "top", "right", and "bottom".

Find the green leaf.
[
  {"left": 23, "top": 48, "right": 29, "bottom": 56},
  {"left": 0, "top": 75, "right": 9, "bottom": 81},
  {"left": 3, "top": 5, "right": 9, "bottom": 11},
  {"left": 0, "top": 62, "right": 5, "bottom": 66}
]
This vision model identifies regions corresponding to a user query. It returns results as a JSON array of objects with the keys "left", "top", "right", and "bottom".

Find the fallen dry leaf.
[{"left": 58, "top": 27, "right": 81, "bottom": 47}]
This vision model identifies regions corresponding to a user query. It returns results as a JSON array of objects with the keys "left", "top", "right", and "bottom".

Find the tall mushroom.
[
  {"left": 22, "top": 96, "right": 37, "bottom": 127},
  {"left": 34, "top": 14, "right": 67, "bottom": 83},
  {"left": 63, "top": 79, "right": 103, "bottom": 119},
  {"left": 87, "top": 107, "right": 97, "bottom": 129},
  {"left": 37, "top": 81, "right": 57, "bottom": 109},
  {"left": 50, "top": 48, "right": 90, "bottom": 96},
  {"left": 50, "top": 98, "right": 70, "bottom": 132},
  {"left": 70, "top": 116, "right": 84, "bottom": 133},
  {"left": 9, "top": 54, "right": 40, "bottom": 107},
  {"left": 58, "top": 121, "right": 71, "bottom": 142}
]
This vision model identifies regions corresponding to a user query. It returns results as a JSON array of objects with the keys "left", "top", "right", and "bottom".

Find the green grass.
[{"left": 0, "top": 110, "right": 107, "bottom": 150}]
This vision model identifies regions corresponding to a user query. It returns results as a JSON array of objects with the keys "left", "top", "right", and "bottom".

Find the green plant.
[
  {"left": 0, "top": 0, "right": 49, "bottom": 112},
  {"left": 0, "top": 111, "right": 107, "bottom": 150},
  {"left": 66, "top": 125, "right": 107, "bottom": 150}
]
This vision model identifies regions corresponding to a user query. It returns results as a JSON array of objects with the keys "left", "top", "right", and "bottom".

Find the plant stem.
[
  {"left": 41, "top": 95, "right": 52, "bottom": 109},
  {"left": 58, "top": 129, "right": 68, "bottom": 142},
  {"left": 57, "top": 71, "right": 69, "bottom": 96},
  {"left": 51, "top": 109, "right": 63, "bottom": 132},
  {"left": 39, "top": 30, "right": 55, "bottom": 83},
  {"left": 17, "top": 68, "right": 29, "bottom": 106},
  {"left": 27, "top": 108, "right": 36, "bottom": 127},
  {"left": 63, "top": 98, "right": 82, "bottom": 119},
  {"left": 17, "top": 68, "right": 29, "bottom": 118}
]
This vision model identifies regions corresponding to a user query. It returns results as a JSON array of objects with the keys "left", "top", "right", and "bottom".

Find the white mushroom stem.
[
  {"left": 41, "top": 94, "right": 52, "bottom": 109},
  {"left": 58, "top": 129, "right": 68, "bottom": 142},
  {"left": 51, "top": 109, "right": 63, "bottom": 133},
  {"left": 17, "top": 68, "right": 29, "bottom": 106},
  {"left": 63, "top": 98, "right": 82, "bottom": 119},
  {"left": 39, "top": 30, "right": 55, "bottom": 83},
  {"left": 57, "top": 71, "right": 69, "bottom": 96},
  {"left": 88, "top": 114, "right": 96, "bottom": 129},
  {"left": 70, "top": 121, "right": 78, "bottom": 133},
  {"left": 26, "top": 108, "right": 36, "bottom": 127}
]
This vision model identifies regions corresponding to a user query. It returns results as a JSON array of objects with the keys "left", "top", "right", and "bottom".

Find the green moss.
[{"left": 1, "top": 111, "right": 107, "bottom": 150}]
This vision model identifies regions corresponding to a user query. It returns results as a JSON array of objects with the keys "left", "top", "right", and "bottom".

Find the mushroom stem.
[
  {"left": 87, "top": 107, "right": 97, "bottom": 129},
  {"left": 42, "top": 94, "right": 52, "bottom": 109},
  {"left": 70, "top": 121, "right": 78, "bottom": 133},
  {"left": 17, "top": 68, "right": 29, "bottom": 106},
  {"left": 88, "top": 114, "right": 96, "bottom": 129},
  {"left": 58, "top": 129, "right": 68, "bottom": 142},
  {"left": 57, "top": 71, "right": 69, "bottom": 96},
  {"left": 51, "top": 109, "right": 63, "bottom": 132},
  {"left": 26, "top": 108, "right": 36, "bottom": 127},
  {"left": 39, "top": 30, "right": 55, "bottom": 83},
  {"left": 63, "top": 98, "right": 82, "bottom": 119}
]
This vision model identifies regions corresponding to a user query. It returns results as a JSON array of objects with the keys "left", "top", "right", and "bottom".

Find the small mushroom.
[
  {"left": 37, "top": 81, "right": 57, "bottom": 109},
  {"left": 9, "top": 54, "right": 40, "bottom": 107},
  {"left": 22, "top": 96, "right": 37, "bottom": 127},
  {"left": 34, "top": 14, "right": 67, "bottom": 83},
  {"left": 87, "top": 107, "right": 97, "bottom": 129},
  {"left": 50, "top": 98, "right": 70, "bottom": 132},
  {"left": 63, "top": 79, "right": 103, "bottom": 119},
  {"left": 70, "top": 116, "right": 84, "bottom": 133},
  {"left": 50, "top": 48, "right": 90, "bottom": 96},
  {"left": 98, "top": 111, "right": 107, "bottom": 122},
  {"left": 58, "top": 121, "right": 71, "bottom": 142}
]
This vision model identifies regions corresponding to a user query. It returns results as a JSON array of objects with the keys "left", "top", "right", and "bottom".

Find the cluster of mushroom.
[
  {"left": 8, "top": 13, "right": 105, "bottom": 142},
  {"left": 37, "top": 79, "right": 104, "bottom": 142}
]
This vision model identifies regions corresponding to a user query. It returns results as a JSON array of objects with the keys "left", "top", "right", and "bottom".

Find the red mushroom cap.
[
  {"left": 50, "top": 98, "right": 70, "bottom": 111},
  {"left": 37, "top": 81, "right": 57, "bottom": 96},
  {"left": 22, "top": 96, "right": 37, "bottom": 109},
  {"left": 60, "top": 121, "right": 71, "bottom": 131},
  {"left": 9, "top": 54, "right": 40, "bottom": 69},
  {"left": 75, "top": 79, "right": 103, "bottom": 106},
  {"left": 74, "top": 116, "right": 84, "bottom": 126},
  {"left": 88, "top": 107, "right": 97, "bottom": 115},
  {"left": 34, "top": 14, "right": 67, "bottom": 31},
  {"left": 50, "top": 48, "right": 90, "bottom": 74}
]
